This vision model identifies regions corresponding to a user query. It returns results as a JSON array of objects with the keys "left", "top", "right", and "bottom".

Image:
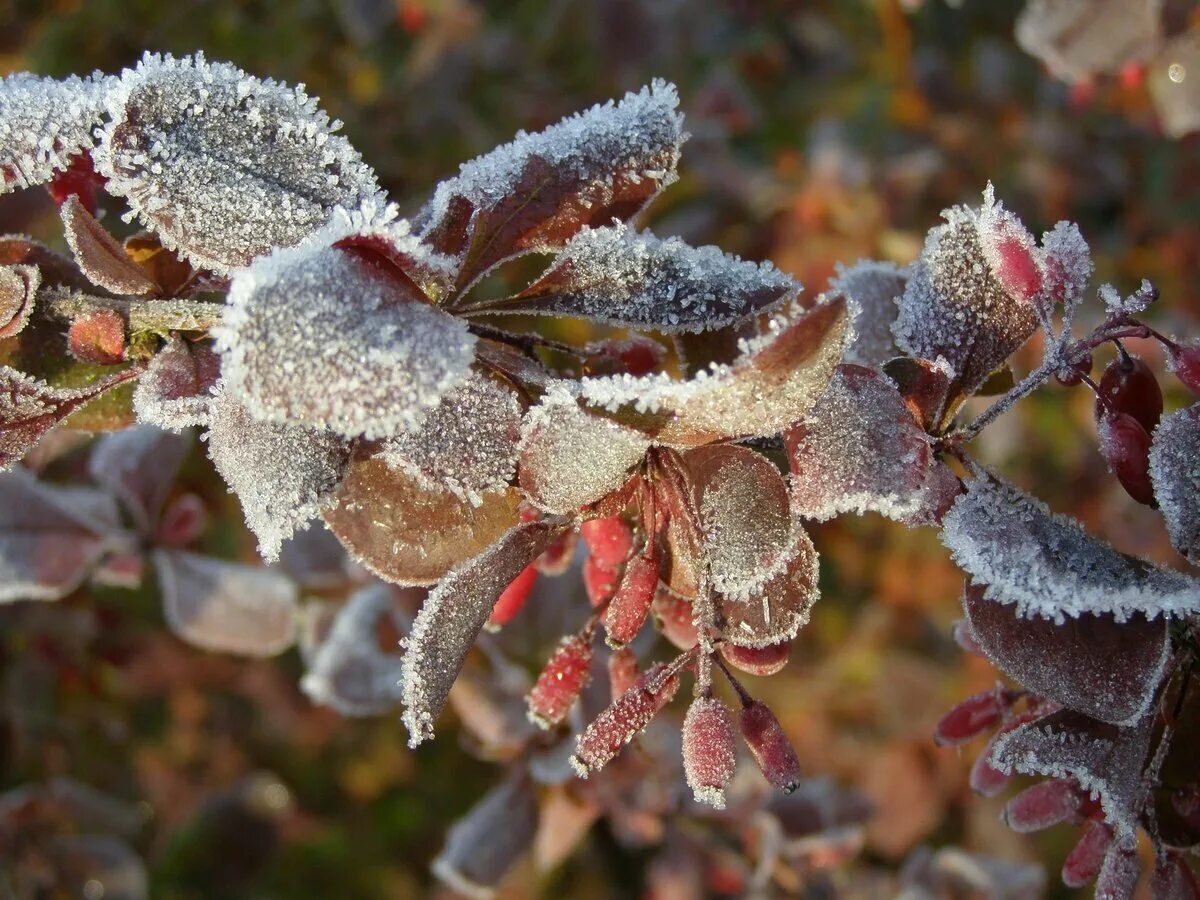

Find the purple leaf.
[{"left": 1149, "top": 404, "right": 1200, "bottom": 562}]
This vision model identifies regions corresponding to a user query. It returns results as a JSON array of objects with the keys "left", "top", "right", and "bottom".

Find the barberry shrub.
[{"left": 1, "top": 51, "right": 1198, "bottom": 897}]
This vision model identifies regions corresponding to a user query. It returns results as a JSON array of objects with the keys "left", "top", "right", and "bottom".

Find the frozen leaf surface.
[
  {"left": 153, "top": 548, "right": 297, "bottom": 656},
  {"left": 59, "top": 195, "right": 157, "bottom": 296},
  {"left": 1149, "top": 404, "right": 1200, "bottom": 562},
  {"left": 828, "top": 260, "right": 906, "bottom": 368},
  {"left": 217, "top": 241, "right": 475, "bottom": 439},
  {"left": 94, "top": 52, "right": 382, "bottom": 271},
  {"left": 132, "top": 337, "right": 220, "bottom": 431},
  {"left": 0, "top": 264, "right": 39, "bottom": 339},
  {"left": 88, "top": 425, "right": 191, "bottom": 533},
  {"left": 432, "top": 774, "right": 538, "bottom": 899},
  {"left": 941, "top": 476, "right": 1200, "bottom": 621},
  {"left": 1041, "top": 221, "right": 1093, "bottom": 309},
  {"left": 720, "top": 528, "right": 819, "bottom": 648},
  {"left": 205, "top": 391, "right": 350, "bottom": 562},
  {"left": 1016, "top": 0, "right": 1161, "bottom": 82}
]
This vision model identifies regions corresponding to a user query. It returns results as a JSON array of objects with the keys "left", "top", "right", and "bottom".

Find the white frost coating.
[
  {"left": 216, "top": 236, "right": 476, "bottom": 439},
  {"left": 682, "top": 695, "right": 737, "bottom": 810},
  {"left": 1015, "top": 0, "right": 1162, "bottom": 82},
  {"left": 300, "top": 582, "right": 406, "bottom": 716},
  {"left": 205, "top": 390, "right": 349, "bottom": 563},
  {"left": 504, "top": 223, "right": 798, "bottom": 333},
  {"left": 518, "top": 387, "right": 650, "bottom": 514},
  {"left": 829, "top": 260, "right": 906, "bottom": 368},
  {"left": 1040, "top": 221, "right": 1092, "bottom": 309},
  {"left": 153, "top": 548, "right": 298, "bottom": 656},
  {"left": 132, "top": 338, "right": 217, "bottom": 432},
  {"left": 93, "top": 52, "right": 383, "bottom": 272},
  {"left": 378, "top": 371, "right": 522, "bottom": 507},
  {"left": 941, "top": 476, "right": 1200, "bottom": 621},
  {"left": 0, "top": 72, "right": 112, "bottom": 193},
  {"left": 1149, "top": 405, "right": 1200, "bottom": 562}
]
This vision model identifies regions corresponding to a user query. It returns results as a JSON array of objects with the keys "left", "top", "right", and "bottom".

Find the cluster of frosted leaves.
[
  {"left": 217, "top": 238, "right": 475, "bottom": 439},
  {"left": 92, "top": 52, "right": 382, "bottom": 272},
  {"left": 88, "top": 426, "right": 191, "bottom": 535},
  {"left": 401, "top": 520, "right": 563, "bottom": 747},
  {"left": 494, "top": 223, "right": 798, "bottom": 333},
  {"left": 132, "top": 338, "right": 220, "bottom": 432},
  {"left": 893, "top": 188, "right": 1040, "bottom": 399},
  {"left": 941, "top": 475, "right": 1200, "bottom": 621},
  {"left": 827, "top": 261, "right": 906, "bottom": 368},
  {"left": 204, "top": 389, "right": 350, "bottom": 563},
  {"left": 1149, "top": 405, "right": 1200, "bottom": 562},
  {"left": 324, "top": 457, "right": 521, "bottom": 586},
  {"left": 0, "top": 72, "right": 112, "bottom": 193},
  {"left": 785, "top": 364, "right": 931, "bottom": 523},
  {"left": 153, "top": 548, "right": 297, "bottom": 656},
  {"left": 418, "top": 79, "right": 685, "bottom": 293},
  {"left": 518, "top": 387, "right": 650, "bottom": 515},
  {"left": 991, "top": 709, "right": 1153, "bottom": 837},
  {"left": 300, "top": 583, "right": 406, "bottom": 716},
  {"left": 962, "top": 583, "right": 1169, "bottom": 727},
  {"left": 0, "top": 264, "right": 39, "bottom": 339},
  {"left": 377, "top": 370, "right": 522, "bottom": 506},
  {"left": 577, "top": 297, "right": 849, "bottom": 446},
  {"left": 0, "top": 467, "right": 127, "bottom": 603},
  {"left": 1015, "top": 0, "right": 1162, "bottom": 82}
]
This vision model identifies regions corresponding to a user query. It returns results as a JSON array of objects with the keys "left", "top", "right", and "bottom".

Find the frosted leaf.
[
  {"left": 828, "top": 260, "right": 906, "bottom": 368},
  {"left": 400, "top": 519, "right": 563, "bottom": 747},
  {"left": 277, "top": 523, "right": 351, "bottom": 590},
  {"left": 0, "top": 72, "right": 111, "bottom": 194},
  {"left": 785, "top": 364, "right": 931, "bottom": 523},
  {"left": 59, "top": 195, "right": 157, "bottom": 296},
  {"left": 94, "top": 52, "right": 382, "bottom": 272},
  {"left": 324, "top": 457, "right": 521, "bottom": 586},
  {"left": 0, "top": 364, "right": 143, "bottom": 470},
  {"left": 88, "top": 425, "right": 191, "bottom": 533},
  {"left": 578, "top": 296, "right": 849, "bottom": 446},
  {"left": 300, "top": 582, "right": 406, "bottom": 715},
  {"left": 684, "top": 444, "right": 796, "bottom": 602},
  {"left": 1149, "top": 32, "right": 1200, "bottom": 139},
  {"left": 419, "top": 79, "right": 686, "bottom": 294},
  {"left": 902, "top": 460, "right": 963, "bottom": 528},
  {"left": 962, "top": 582, "right": 1170, "bottom": 726},
  {"left": 377, "top": 371, "right": 522, "bottom": 506},
  {"left": 205, "top": 391, "right": 350, "bottom": 563},
  {"left": 432, "top": 774, "right": 538, "bottom": 900},
  {"left": 0, "top": 467, "right": 125, "bottom": 603},
  {"left": 940, "top": 475, "right": 1200, "bottom": 621},
  {"left": 0, "top": 264, "right": 39, "bottom": 339},
  {"left": 1041, "top": 221, "right": 1093, "bottom": 309},
  {"left": 719, "top": 528, "right": 819, "bottom": 648},
  {"left": 990, "top": 709, "right": 1153, "bottom": 836},
  {"left": 893, "top": 187, "right": 1040, "bottom": 399},
  {"left": 0, "top": 234, "right": 91, "bottom": 290},
  {"left": 518, "top": 388, "right": 650, "bottom": 514},
  {"left": 488, "top": 223, "right": 798, "bottom": 333},
  {"left": 132, "top": 337, "right": 220, "bottom": 431},
  {"left": 1149, "top": 404, "right": 1200, "bottom": 562},
  {"left": 216, "top": 241, "right": 476, "bottom": 439},
  {"left": 153, "top": 549, "right": 297, "bottom": 656},
  {"left": 1015, "top": 0, "right": 1161, "bottom": 82}
]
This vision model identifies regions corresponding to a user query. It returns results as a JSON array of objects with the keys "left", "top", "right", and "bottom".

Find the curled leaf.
[
  {"left": 59, "top": 195, "right": 156, "bottom": 296},
  {"left": 0, "top": 264, "right": 39, "bottom": 339}
]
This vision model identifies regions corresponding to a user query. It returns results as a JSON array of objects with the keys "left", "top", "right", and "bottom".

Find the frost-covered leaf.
[
  {"left": 217, "top": 240, "right": 476, "bottom": 439},
  {"left": 59, "top": 195, "right": 157, "bottom": 296},
  {"left": 1041, "top": 221, "right": 1093, "bottom": 309},
  {"left": 962, "top": 582, "right": 1170, "bottom": 726},
  {"left": 991, "top": 709, "right": 1153, "bottom": 837},
  {"left": 1149, "top": 404, "right": 1200, "bottom": 562},
  {"left": 377, "top": 370, "right": 522, "bottom": 506},
  {"left": 277, "top": 523, "right": 350, "bottom": 590},
  {"left": 0, "top": 264, "right": 39, "bottom": 339},
  {"left": 785, "top": 364, "right": 931, "bottom": 522},
  {"left": 88, "top": 425, "right": 191, "bottom": 534},
  {"left": 941, "top": 475, "right": 1200, "bottom": 621},
  {"left": 578, "top": 296, "right": 849, "bottom": 446},
  {"left": 205, "top": 391, "right": 349, "bottom": 563},
  {"left": 828, "top": 260, "right": 906, "bottom": 368},
  {"left": 94, "top": 52, "right": 382, "bottom": 272},
  {"left": 401, "top": 519, "right": 564, "bottom": 746},
  {"left": 518, "top": 388, "right": 650, "bottom": 514},
  {"left": 0, "top": 72, "right": 111, "bottom": 193},
  {"left": 132, "top": 337, "right": 220, "bottom": 431},
  {"left": 325, "top": 457, "right": 521, "bottom": 586},
  {"left": 0, "top": 467, "right": 126, "bottom": 603},
  {"left": 419, "top": 80, "right": 685, "bottom": 295},
  {"left": 719, "top": 528, "right": 819, "bottom": 648},
  {"left": 300, "top": 582, "right": 406, "bottom": 715},
  {"left": 153, "top": 548, "right": 297, "bottom": 656},
  {"left": 0, "top": 364, "right": 143, "bottom": 470},
  {"left": 67, "top": 309, "right": 126, "bottom": 365},
  {"left": 1016, "top": 0, "right": 1162, "bottom": 82},
  {"left": 483, "top": 223, "right": 797, "bottom": 333},
  {"left": 893, "top": 187, "right": 1041, "bottom": 399}
]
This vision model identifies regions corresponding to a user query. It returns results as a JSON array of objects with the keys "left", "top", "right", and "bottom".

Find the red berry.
[
  {"left": 526, "top": 634, "right": 593, "bottom": 729},
  {"left": 991, "top": 233, "right": 1043, "bottom": 303},
  {"left": 969, "top": 736, "right": 1012, "bottom": 797},
  {"left": 652, "top": 589, "right": 699, "bottom": 650},
  {"left": 534, "top": 530, "right": 576, "bottom": 576},
  {"left": 1096, "top": 354, "right": 1163, "bottom": 433},
  {"left": 719, "top": 641, "right": 790, "bottom": 676},
  {"left": 580, "top": 517, "right": 633, "bottom": 570},
  {"left": 1097, "top": 412, "right": 1156, "bottom": 506},
  {"left": 1168, "top": 341, "right": 1200, "bottom": 396},
  {"left": 584, "top": 556, "right": 620, "bottom": 608},
  {"left": 68, "top": 309, "right": 126, "bottom": 365},
  {"left": 607, "top": 646, "right": 640, "bottom": 699},
  {"left": 605, "top": 552, "right": 658, "bottom": 647},
  {"left": 571, "top": 664, "right": 679, "bottom": 777},
  {"left": 486, "top": 564, "right": 538, "bottom": 630},
  {"left": 1062, "top": 819, "right": 1114, "bottom": 889},
  {"left": 933, "top": 689, "right": 1012, "bottom": 746},
  {"left": 682, "top": 696, "right": 738, "bottom": 808},
  {"left": 738, "top": 700, "right": 801, "bottom": 794},
  {"left": 1002, "top": 778, "right": 1080, "bottom": 833}
]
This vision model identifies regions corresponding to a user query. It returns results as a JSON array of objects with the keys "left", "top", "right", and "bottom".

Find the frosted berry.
[
  {"left": 527, "top": 634, "right": 593, "bottom": 729},
  {"left": 682, "top": 695, "right": 738, "bottom": 808},
  {"left": 933, "top": 688, "right": 1014, "bottom": 746},
  {"left": 607, "top": 646, "right": 640, "bottom": 699},
  {"left": 571, "top": 664, "right": 679, "bottom": 777},
  {"left": 652, "top": 589, "right": 699, "bottom": 650},
  {"left": 1002, "top": 778, "right": 1079, "bottom": 833},
  {"left": 605, "top": 552, "right": 658, "bottom": 647},
  {"left": 580, "top": 516, "right": 634, "bottom": 570},
  {"left": 584, "top": 556, "right": 620, "bottom": 608},
  {"left": 738, "top": 699, "right": 801, "bottom": 794},
  {"left": 1062, "top": 819, "right": 1114, "bottom": 889}
]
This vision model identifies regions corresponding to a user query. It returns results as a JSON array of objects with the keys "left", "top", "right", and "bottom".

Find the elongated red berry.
[
  {"left": 534, "top": 530, "right": 576, "bottom": 576},
  {"left": 527, "top": 634, "right": 593, "bottom": 729},
  {"left": 653, "top": 589, "right": 698, "bottom": 650},
  {"left": 607, "top": 646, "right": 640, "bottom": 699},
  {"left": 570, "top": 665, "right": 679, "bottom": 777},
  {"left": 1063, "top": 819, "right": 1114, "bottom": 889},
  {"left": 580, "top": 517, "right": 633, "bottom": 570},
  {"left": 719, "top": 641, "right": 790, "bottom": 676},
  {"left": 969, "top": 735, "right": 1012, "bottom": 797},
  {"left": 1002, "top": 778, "right": 1080, "bottom": 833},
  {"left": 1097, "top": 412, "right": 1156, "bottom": 506},
  {"left": 738, "top": 700, "right": 801, "bottom": 794},
  {"left": 605, "top": 552, "right": 658, "bottom": 647},
  {"left": 1096, "top": 354, "right": 1163, "bottom": 433},
  {"left": 934, "top": 689, "right": 1014, "bottom": 746},
  {"left": 584, "top": 557, "right": 619, "bottom": 608},
  {"left": 682, "top": 696, "right": 738, "bottom": 809},
  {"left": 1095, "top": 835, "right": 1140, "bottom": 899},
  {"left": 1167, "top": 341, "right": 1200, "bottom": 396},
  {"left": 486, "top": 564, "right": 538, "bottom": 630}
]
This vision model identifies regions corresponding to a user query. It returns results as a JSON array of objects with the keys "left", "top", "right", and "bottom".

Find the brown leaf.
[
  {"left": 0, "top": 235, "right": 91, "bottom": 291},
  {"left": 0, "top": 264, "right": 39, "bottom": 339},
  {"left": 59, "top": 195, "right": 157, "bottom": 296}
]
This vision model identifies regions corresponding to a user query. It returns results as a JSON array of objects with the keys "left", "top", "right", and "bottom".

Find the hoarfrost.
[
  {"left": 1041, "top": 221, "right": 1093, "bottom": 309},
  {"left": 0, "top": 264, "right": 39, "bottom": 339},
  {"left": 132, "top": 337, "right": 220, "bottom": 431},
  {"left": 1015, "top": 0, "right": 1162, "bottom": 82},
  {"left": 88, "top": 425, "right": 191, "bottom": 533},
  {"left": 829, "top": 260, "right": 906, "bottom": 368},
  {"left": 1149, "top": 404, "right": 1200, "bottom": 562}
]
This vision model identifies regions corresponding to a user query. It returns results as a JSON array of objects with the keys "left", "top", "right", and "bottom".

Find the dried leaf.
[
  {"left": 0, "top": 264, "right": 39, "bottom": 339},
  {"left": 59, "top": 195, "right": 157, "bottom": 296},
  {"left": 1149, "top": 404, "right": 1200, "bottom": 562}
]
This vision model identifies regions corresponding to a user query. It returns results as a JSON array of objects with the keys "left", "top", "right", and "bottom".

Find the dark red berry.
[
  {"left": 1168, "top": 341, "right": 1200, "bottom": 396},
  {"left": 652, "top": 589, "right": 699, "bottom": 650},
  {"left": 527, "top": 634, "right": 593, "bottom": 728},
  {"left": 969, "top": 735, "right": 1012, "bottom": 797},
  {"left": 934, "top": 689, "right": 1013, "bottom": 746},
  {"left": 1062, "top": 818, "right": 1114, "bottom": 889},
  {"left": 738, "top": 699, "right": 801, "bottom": 794},
  {"left": 682, "top": 696, "right": 737, "bottom": 808},
  {"left": 1097, "top": 412, "right": 1156, "bottom": 506},
  {"left": 1096, "top": 354, "right": 1163, "bottom": 433},
  {"left": 1002, "top": 779, "right": 1080, "bottom": 833}
]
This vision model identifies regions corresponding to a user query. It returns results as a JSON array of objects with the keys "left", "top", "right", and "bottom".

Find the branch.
[{"left": 38, "top": 289, "right": 224, "bottom": 333}]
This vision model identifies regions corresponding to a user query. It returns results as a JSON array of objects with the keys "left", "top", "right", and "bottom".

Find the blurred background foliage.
[{"left": 0, "top": 0, "right": 1197, "bottom": 897}]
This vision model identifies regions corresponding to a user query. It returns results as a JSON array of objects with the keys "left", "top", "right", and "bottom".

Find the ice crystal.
[
  {"left": 132, "top": 337, "right": 220, "bottom": 432},
  {"left": 1040, "top": 221, "right": 1093, "bottom": 309},
  {"left": 1149, "top": 404, "right": 1200, "bottom": 562},
  {"left": 829, "top": 260, "right": 906, "bottom": 368},
  {"left": 88, "top": 425, "right": 191, "bottom": 534},
  {"left": 1015, "top": 0, "right": 1161, "bottom": 82}
]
